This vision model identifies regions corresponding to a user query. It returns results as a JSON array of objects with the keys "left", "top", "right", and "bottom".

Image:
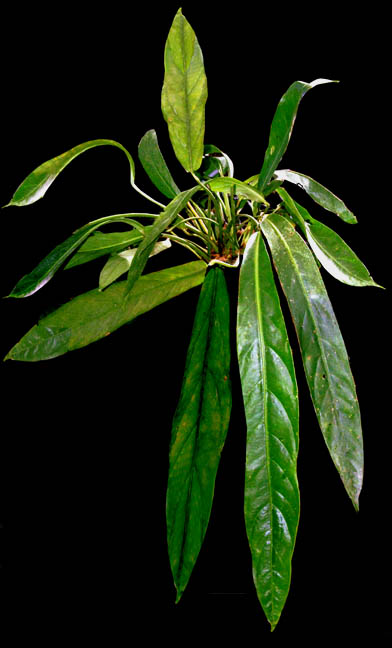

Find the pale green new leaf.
[
  {"left": 99, "top": 239, "right": 171, "bottom": 290},
  {"left": 161, "top": 8, "right": 208, "bottom": 172},
  {"left": 207, "top": 177, "right": 269, "bottom": 206},
  {"left": 237, "top": 232, "right": 299, "bottom": 631},
  {"left": 167, "top": 267, "right": 231, "bottom": 602},
  {"left": 261, "top": 213, "right": 363, "bottom": 509}
]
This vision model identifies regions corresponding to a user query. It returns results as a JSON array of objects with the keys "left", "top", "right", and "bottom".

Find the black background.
[{"left": 1, "top": 1, "right": 390, "bottom": 641}]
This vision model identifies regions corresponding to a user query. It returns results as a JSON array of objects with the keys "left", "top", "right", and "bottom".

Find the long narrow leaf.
[
  {"left": 208, "top": 177, "right": 269, "bottom": 205},
  {"left": 161, "top": 8, "right": 208, "bottom": 172},
  {"left": 257, "top": 79, "right": 337, "bottom": 193},
  {"left": 138, "top": 129, "right": 180, "bottom": 199},
  {"left": 65, "top": 229, "right": 148, "bottom": 269},
  {"left": 274, "top": 169, "right": 357, "bottom": 224},
  {"left": 4, "top": 139, "right": 136, "bottom": 207},
  {"left": 167, "top": 267, "right": 231, "bottom": 602},
  {"left": 126, "top": 186, "right": 200, "bottom": 295},
  {"left": 5, "top": 261, "right": 207, "bottom": 362},
  {"left": 237, "top": 231, "right": 299, "bottom": 631},
  {"left": 99, "top": 239, "right": 171, "bottom": 290},
  {"left": 261, "top": 213, "right": 363, "bottom": 509},
  {"left": 8, "top": 215, "right": 149, "bottom": 298}
]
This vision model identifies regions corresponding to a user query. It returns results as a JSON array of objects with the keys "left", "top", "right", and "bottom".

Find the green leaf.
[
  {"left": 257, "top": 79, "right": 337, "bottom": 193},
  {"left": 126, "top": 186, "right": 200, "bottom": 295},
  {"left": 161, "top": 8, "right": 208, "bottom": 172},
  {"left": 8, "top": 215, "right": 148, "bottom": 298},
  {"left": 138, "top": 129, "right": 180, "bottom": 199},
  {"left": 99, "top": 238, "right": 171, "bottom": 290},
  {"left": 194, "top": 144, "right": 234, "bottom": 181},
  {"left": 276, "top": 186, "right": 308, "bottom": 231},
  {"left": 4, "top": 139, "right": 136, "bottom": 207},
  {"left": 64, "top": 228, "right": 149, "bottom": 269},
  {"left": 261, "top": 213, "right": 363, "bottom": 510},
  {"left": 207, "top": 177, "right": 269, "bottom": 206},
  {"left": 167, "top": 266, "right": 231, "bottom": 602},
  {"left": 237, "top": 232, "right": 299, "bottom": 631},
  {"left": 4, "top": 261, "right": 207, "bottom": 362},
  {"left": 293, "top": 203, "right": 382, "bottom": 287},
  {"left": 273, "top": 169, "right": 357, "bottom": 224}
]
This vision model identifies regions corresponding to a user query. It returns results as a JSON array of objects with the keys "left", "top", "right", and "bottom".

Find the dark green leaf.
[
  {"left": 167, "top": 267, "right": 231, "bottom": 601},
  {"left": 261, "top": 213, "right": 363, "bottom": 509},
  {"left": 237, "top": 232, "right": 299, "bottom": 631},
  {"left": 4, "top": 139, "right": 136, "bottom": 207},
  {"left": 65, "top": 229, "right": 149, "bottom": 269},
  {"left": 126, "top": 186, "right": 200, "bottom": 295},
  {"left": 257, "top": 79, "right": 336, "bottom": 193},
  {"left": 99, "top": 239, "right": 171, "bottom": 290},
  {"left": 8, "top": 215, "right": 148, "bottom": 298},
  {"left": 208, "top": 177, "right": 268, "bottom": 205},
  {"left": 194, "top": 144, "right": 234, "bottom": 181},
  {"left": 276, "top": 186, "right": 308, "bottom": 230},
  {"left": 161, "top": 8, "right": 208, "bottom": 172},
  {"left": 5, "top": 261, "right": 207, "bottom": 362},
  {"left": 138, "top": 129, "right": 180, "bottom": 199},
  {"left": 274, "top": 169, "right": 357, "bottom": 224}
]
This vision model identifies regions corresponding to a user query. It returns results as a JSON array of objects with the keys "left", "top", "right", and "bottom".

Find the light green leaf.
[
  {"left": 126, "top": 186, "right": 200, "bottom": 295},
  {"left": 161, "top": 8, "right": 208, "bottom": 172},
  {"left": 261, "top": 213, "right": 363, "bottom": 510},
  {"left": 273, "top": 169, "right": 357, "bottom": 224},
  {"left": 99, "top": 238, "right": 171, "bottom": 290},
  {"left": 167, "top": 267, "right": 231, "bottom": 602},
  {"left": 257, "top": 79, "right": 337, "bottom": 193},
  {"left": 5, "top": 261, "right": 207, "bottom": 362},
  {"left": 138, "top": 129, "right": 180, "bottom": 199},
  {"left": 4, "top": 139, "right": 136, "bottom": 207},
  {"left": 207, "top": 176, "right": 269, "bottom": 205},
  {"left": 237, "top": 232, "right": 299, "bottom": 631}
]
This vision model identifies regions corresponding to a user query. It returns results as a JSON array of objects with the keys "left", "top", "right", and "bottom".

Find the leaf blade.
[
  {"left": 261, "top": 213, "right": 363, "bottom": 509},
  {"left": 274, "top": 169, "right": 357, "bottom": 224},
  {"left": 207, "top": 176, "right": 268, "bottom": 205},
  {"left": 257, "top": 79, "right": 337, "bottom": 193},
  {"left": 167, "top": 267, "right": 231, "bottom": 601},
  {"left": 237, "top": 232, "right": 299, "bottom": 631},
  {"left": 161, "top": 8, "right": 208, "bottom": 172},
  {"left": 4, "top": 139, "right": 136, "bottom": 207},
  {"left": 138, "top": 129, "right": 180, "bottom": 199},
  {"left": 5, "top": 261, "right": 207, "bottom": 361},
  {"left": 99, "top": 239, "right": 171, "bottom": 290}
]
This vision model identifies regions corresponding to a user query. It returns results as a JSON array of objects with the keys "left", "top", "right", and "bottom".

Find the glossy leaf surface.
[
  {"left": 161, "top": 8, "right": 208, "bottom": 172},
  {"left": 167, "top": 267, "right": 231, "bottom": 602},
  {"left": 4, "top": 139, "right": 136, "bottom": 207},
  {"left": 5, "top": 261, "right": 206, "bottom": 362},
  {"left": 208, "top": 177, "right": 268, "bottom": 205},
  {"left": 126, "top": 186, "right": 200, "bottom": 295},
  {"left": 8, "top": 215, "right": 148, "bottom": 298},
  {"left": 257, "top": 79, "right": 336, "bottom": 193},
  {"left": 237, "top": 232, "right": 299, "bottom": 630},
  {"left": 274, "top": 169, "right": 357, "bottom": 224},
  {"left": 261, "top": 213, "right": 363, "bottom": 509},
  {"left": 99, "top": 239, "right": 171, "bottom": 290},
  {"left": 65, "top": 229, "right": 148, "bottom": 269},
  {"left": 194, "top": 144, "right": 234, "bottom": 181},
  {"left": 138, "top": 129, "right": 180, "bottom": 199}
]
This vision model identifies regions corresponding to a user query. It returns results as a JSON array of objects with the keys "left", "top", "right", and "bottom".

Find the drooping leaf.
[
  {"left": 261, "top": 213, "right": 363, "bottom": 510},
  {"left": 161, "top": 8, "right": 208, "bottom": 172},
  {"left": 8, "top": 215, "right": 149, "bottom": 298},
  {"left": 64, "top": 229, "right": 148, "bottom": 269},
  {"left": 4, "top": 139, "right": 136, "bottom": 207},
  {"left": 167, "top": 266, "right": 231, "bottom": 602},
  {"left": 4, "top": 261, "right": 207, "bottom": 362},
  {"left": 207, "top": 177, "right": 269, "bottom": 205},
  {"left": 273, "top": 169, "right": 357, "bottom": 224},
  {"left": 237, "top": 231, "right": 299, "bottom": 631},
  {"left": 126, "top": 186, "right": 200, "bottom": 295},
  {"left": 138, "top": 129, "right": 180, "bottom": 199},
  {"left": 99, "top": 239, "right": 171, "bottom": 290},
  {"left": 194, "top": 144, "right": 234, "bottom": 181},
  {"left": 289, "top": 201, "right": 382, "bottom": 287},
  {"left": 257, "top": 79, "right": 337, "bottom": 193}
]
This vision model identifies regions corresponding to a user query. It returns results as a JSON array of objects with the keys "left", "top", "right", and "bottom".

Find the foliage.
[{"left": 3, "top": 8, "right": 383, "bottom": 631}]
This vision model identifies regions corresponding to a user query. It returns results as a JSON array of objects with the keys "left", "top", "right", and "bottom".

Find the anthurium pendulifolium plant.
[{"left": 3, "top": 8, "right": 383, "bottom": 631}]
